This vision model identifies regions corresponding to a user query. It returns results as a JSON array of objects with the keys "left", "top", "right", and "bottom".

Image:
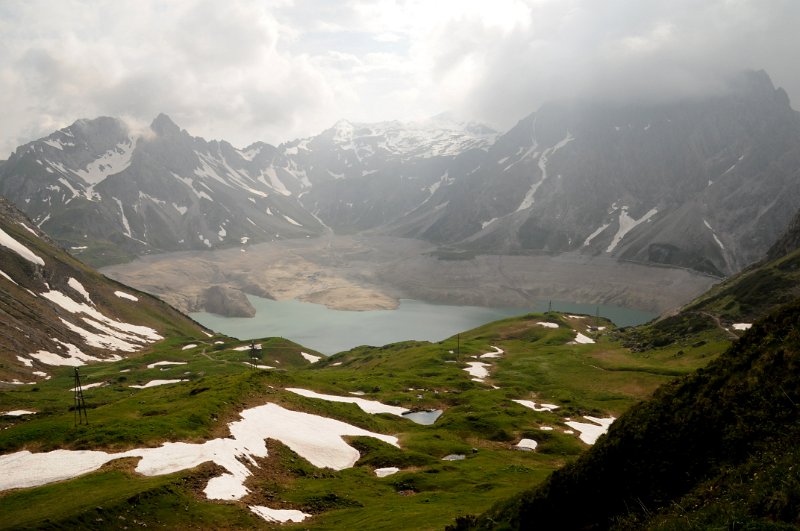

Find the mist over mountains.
[{"left": 1, "top": 70, "right": 798, "bottom": 277}]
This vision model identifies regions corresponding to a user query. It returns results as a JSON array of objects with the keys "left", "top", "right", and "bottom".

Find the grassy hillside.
[
  {"left": 0, "top": 310, "right": 731, "bottom": 530},
  {"left": 446, "top": 211, "right": 800, "bottom": 531},
  {"left": 451, "top": 298, "right": 800, "bottom": 531}
]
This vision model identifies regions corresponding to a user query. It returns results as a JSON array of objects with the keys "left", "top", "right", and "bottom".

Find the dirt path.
[{"left": 699, "top": 311, "right": 739, "bottom": 340}]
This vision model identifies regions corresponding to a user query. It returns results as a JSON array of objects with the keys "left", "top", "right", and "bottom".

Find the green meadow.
[{"left": 0, "top": 312, "right": 731, "bottom": 530}]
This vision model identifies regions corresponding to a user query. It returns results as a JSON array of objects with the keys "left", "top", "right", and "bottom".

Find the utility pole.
[{"left": 73, "top": 368, "right": 88, "bottom": 426}]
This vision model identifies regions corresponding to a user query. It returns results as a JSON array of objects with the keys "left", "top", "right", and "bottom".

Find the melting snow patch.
[
  {"left": 114, "top": 291, "right": 138, "bottom": 301},
  {"left": 283, "top": 215, "right": 302, "bottom": 226},
  {"left": 301, "top": 352, "right": 321, "bottom": 363},
  {"left": 516, "top": 131, "right": 574, "bottom": 211},
  {"left": 572, "top": 332, "right": 595, "bottom": 344},
  {"left": 703, "top": 219, "right": 725, "bottom": 250},
  {"left": 70, "top": 382, "right": 105, "bottom": 392},
  {"left": 244, "top": 363, "right": 275, "bottom": 370},
  {"left": 2, "top": 410, "right": 37, "bottom": 416},
  {"left": 0, "top": 269, "right": 18, "bottom": 285},
  {"left": 67, "top": 278, "right": 93, "bottom": 304},
  {"left": 286, "top": 388, "right": 409, "bottom": 416},
  {"left": 0, "top": 403, "right": 399, "bottom": 499},
  {"left": 42, "top": 290, "right": 162, "bottom": 343},
  {"left": 29, "top": 346, "right": 105, "bottom": 367},
  {"left": 181, "top": 344, "right": 198, "bottom": 351},
  {"left": 442, "top": 454, "right": 465, "bottom": 461},
  {"left": 74, "top": 138, "right": 137, "bottom": 186},
  {"left": 17, "top": 222, "right": 38, "bottom": 237},
  {"left": 479, "top": 346, "right": 504, "bottom": 359},
  {"left": 733, "top": 323, "right": 752, "bottom": 330},
  {"left": 130, "top": 379, "right": 188, "bottom": 389},
  {"left": 464, "top": 362, "right": 491, "bottom": 381},
  {"left": 514, "top": 439, "right": 538, "bottom": 451},
  {"left": 0, "top": 227, "right": 45, "bottom": 266},
  {"left": 583, "top": 222, "right": 610, "bottom": 246},
  {"left": 536, "top": 322, "right": 559, "bottom": 329},
  {"left": 375, "top": 467, "right": 400, "bottom": 477},
  {"left": 512, "top": 399, "right": 560, "bottom": 412},
  {"left": 565, "top": 416, "right": 615, "bottom": 445},
  {"left": 606, "top": 206, "right": 658, "bottom": 253},
  {"left": 233, "top": 343, "right": 261, "bottom": 351},
  {"left": 250, "top": 506, "right": 311, "bottom": 524},
  {"left": 146, "top": 361, "right": 187, "bottom": 369},
  {"left": 61, "top": 317, "right": 143, "bottom": 352}
]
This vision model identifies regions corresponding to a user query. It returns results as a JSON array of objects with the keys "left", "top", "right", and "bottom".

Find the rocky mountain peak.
[{"left": 150, "top": 113, "right": 181, "bottom": 137}]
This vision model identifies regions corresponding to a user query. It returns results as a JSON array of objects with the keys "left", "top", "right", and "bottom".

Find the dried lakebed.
[{"left": 102, "top": 235, "right": 716, "bottom": 318}]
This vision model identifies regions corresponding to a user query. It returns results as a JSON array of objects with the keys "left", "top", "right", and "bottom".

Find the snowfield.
[
  {"left": 0, "top": 402, "right": 399, "bottom": 504},
  {"left": 287, "top": 388, "right": 410, "bottom": 416}
]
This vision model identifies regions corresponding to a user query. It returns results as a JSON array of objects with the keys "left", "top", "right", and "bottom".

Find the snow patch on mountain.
[
  {"left": 113, "top": 198, "right": 133, "bottom": 238},
  {"left": 0, "top": 227, "right": 45, "bottom": 266},
  {"left": 583, "top": 223, "right": 611, "bottom": 246},
  {"left": 74, "top": 138, "right": 137, "bottom": 186},
  {"left": 67, "top": 278, "right": 93, "bottom": 305},
  {"left": 41, "top": 289, "right": 162, "bottom": 342},
  {"left": 516, "top": 132, "right": 574, "bottom": 212},
  {"left": 172, "top": 173, "right": 213, "bottom": 201},
  {"left": 56, "top": 178, "right": 81, "bottom": 202},
  {"left": 606, "top": 206, "right": 658, "bottom": 253},
  {"left": 259, "top": 167, "right": 292, "bottom": 196},
  {"left": 703, "top": 219, "right": 725, "bottom": 250}
]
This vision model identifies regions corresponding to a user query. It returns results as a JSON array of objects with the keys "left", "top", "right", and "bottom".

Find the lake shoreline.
[{"left": 190, "top": 296, "right": 656, "bottom": 355}]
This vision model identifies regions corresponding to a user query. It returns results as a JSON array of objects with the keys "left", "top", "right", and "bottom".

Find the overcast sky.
[{"left": 1, "top": 0, "right": 798, "bottom": 157}]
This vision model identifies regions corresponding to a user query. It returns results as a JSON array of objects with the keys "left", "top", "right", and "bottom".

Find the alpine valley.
[{"left": 1, "top": 69, "right": 800, "bottom": 530}]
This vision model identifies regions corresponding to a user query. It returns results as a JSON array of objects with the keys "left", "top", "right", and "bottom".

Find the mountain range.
[{"left": 1, "top": 70, "right": 798, "bottom": 276}]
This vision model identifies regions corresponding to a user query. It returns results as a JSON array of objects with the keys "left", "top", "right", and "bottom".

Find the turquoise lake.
[{"left": 191, "top": 296, "right": 656, "bottom": 355}]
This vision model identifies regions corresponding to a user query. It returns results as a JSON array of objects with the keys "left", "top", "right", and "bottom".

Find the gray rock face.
[{"left": 200, "top": 285, "right": 255, "bottom": 318}]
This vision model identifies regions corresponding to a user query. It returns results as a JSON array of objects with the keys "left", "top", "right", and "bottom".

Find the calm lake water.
[{"left": 191, "top": 296, "right": 655, "bottom": 355}]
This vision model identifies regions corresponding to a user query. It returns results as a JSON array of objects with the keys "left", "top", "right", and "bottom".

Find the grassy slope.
[
  {"left": 684, "top": 246, "right": 800, "bottom": 323},
  {"left": 452, "top": 298, "right": 800, "bottom": 531},
  {"left": 0, "top": 311, "right": 731, "bottom": 530}
]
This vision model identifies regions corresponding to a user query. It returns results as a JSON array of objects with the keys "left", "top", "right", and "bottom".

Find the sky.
[{"left": 1, "top": 0, "right": 798, "bottom": 157}]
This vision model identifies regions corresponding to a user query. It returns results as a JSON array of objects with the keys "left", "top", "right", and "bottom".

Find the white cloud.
[{"left": 0, "top": 0, "right": 798, "bottom": 157}]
